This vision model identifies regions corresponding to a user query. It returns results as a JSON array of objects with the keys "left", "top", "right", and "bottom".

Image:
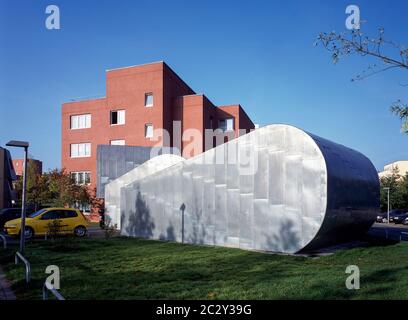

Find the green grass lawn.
[{"left": 1, "top": 237, "right": 408, "bottom": 300}]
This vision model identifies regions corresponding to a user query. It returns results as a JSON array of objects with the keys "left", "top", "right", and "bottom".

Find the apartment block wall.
[
  {"left": 106, "top": 63, "right": 166, "bottom": 146},
  {"left": 61, "top": 61, "right": 255, "bottom": 215},
  {"left": 163, "top": 64, "right": 196, "bottom": 148},
  {"left": 174, "top": 94, "right": 206, "bottom": 157},
  {"left": 62, "top": 98, "right": 107, "bottom": 188}
]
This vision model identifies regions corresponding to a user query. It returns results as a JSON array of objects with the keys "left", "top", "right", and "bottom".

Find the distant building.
[
  {"left": 378, "top": 160, "right": 408, "bottom": 179},
  {"left": 12, "top": 159, "right": 43, "bottom": 178},
  {"left": 0, "top": 147, "right": 17, "bottom": 209}
]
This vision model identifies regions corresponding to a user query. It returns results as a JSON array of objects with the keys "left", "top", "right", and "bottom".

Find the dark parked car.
[
  {"left": 0, "top": 208, "right": 22, "bottom": 230},
  {"left": 392, "top": 212, "right": 408, "bottom": 224},
  {"left": 388, "top": 209, "right": 408, "bottom": 223},
  {"left": 377, "top": 209, "right": 407, "bottom": 223},
  {"left": 376, "top": 213, "right": 388, "bottom": 223}
]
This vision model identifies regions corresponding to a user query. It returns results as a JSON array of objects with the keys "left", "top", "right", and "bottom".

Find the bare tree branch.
[{"left": 316, "top": 26, "right": 408, "bottom": 133}]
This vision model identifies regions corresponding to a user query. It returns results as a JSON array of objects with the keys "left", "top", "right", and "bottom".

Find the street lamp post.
[
  {"left": 6, "top": 140, "right": 29, "bottom": 254},
  {"left": 383, "top": 187, "right": 390, "bottom": 224},
  {"left": 180, "top": 203, "right": 186, "bottom": 244}
]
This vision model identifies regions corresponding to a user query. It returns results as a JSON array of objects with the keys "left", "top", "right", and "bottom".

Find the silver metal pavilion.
[{"left": 104, "top": 124, "right": 380, "bottom": 253}]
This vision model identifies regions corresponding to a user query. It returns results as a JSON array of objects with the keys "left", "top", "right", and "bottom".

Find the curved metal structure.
[{"left": 106, "top": 124, "right": 380, "bottom": 253}]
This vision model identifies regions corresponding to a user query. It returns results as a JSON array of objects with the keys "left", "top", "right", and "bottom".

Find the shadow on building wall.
[
  {"left": 188, "top": 182, "right": 206, "bottom": 245},
  {"left": 124, "top": 186, "right": 155, "bottom": 238},
  {"left": 159, "top": 225, "right": 176, "bottom": 241},
  {"left": 266, "top": 219, "right": 300, "bottom": 253}
]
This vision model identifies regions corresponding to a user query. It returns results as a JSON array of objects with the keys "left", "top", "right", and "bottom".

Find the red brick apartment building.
[{"left": 62, "top": 61, "right": 254, "bottom": 204}]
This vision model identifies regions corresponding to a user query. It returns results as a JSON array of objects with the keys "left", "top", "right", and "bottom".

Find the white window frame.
[
  {"left": 73, "top": 201, "right": 91, "bottom": 213},
  {"left": 145, "top": 123, "right": 153, "bottom": 138},
  {"left": 110, "top": 110, "right": 126, "bottom": 126},
  {"left": 71, "top": 171, "right": 91, "bottom": 185},
  {"left": 226, "top": 118, "right": 234, "bottom": 131},
  {"left": 70, "top": 114, "right": 91, "bottom": 130},
  {"left": 110, "top": 139, "right": 125, "bottom": 146},
  {"left": 145, "top": 93, "right": 153, "bottom": 107},
  {"left": 70, "top": 143, "right": 91, "bottom": 158}
]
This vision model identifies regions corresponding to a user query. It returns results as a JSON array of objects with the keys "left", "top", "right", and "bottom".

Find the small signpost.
[{"left": 180, "top": 203, "right": 186, "bottom": 244}]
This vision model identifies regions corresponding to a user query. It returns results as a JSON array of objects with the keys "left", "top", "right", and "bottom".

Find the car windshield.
[{"left": 28, "top": 209, "right": 47, "bottom": 218}]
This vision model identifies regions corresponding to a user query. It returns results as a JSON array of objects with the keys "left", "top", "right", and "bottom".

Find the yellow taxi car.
[{"left": 4, "top": 207, "right": 89, "bottom": 239}]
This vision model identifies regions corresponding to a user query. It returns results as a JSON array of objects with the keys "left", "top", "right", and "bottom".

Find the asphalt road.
[
  {"left": 1, "top": 222, "right": 407, "bottom": 248},
  {"left": 369, "top": 222, "right": 408, "bottom": 241}
]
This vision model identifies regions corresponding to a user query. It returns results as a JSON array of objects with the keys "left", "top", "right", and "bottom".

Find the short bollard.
[
  {"left": 0, "top": 233, "right": 7, "bottom": 249},
  {"left": 15, "top": 251, "right": 31, "bottom": 284},
  {"left": 43, "top": 281, "right": 65, "bottom": 300}
]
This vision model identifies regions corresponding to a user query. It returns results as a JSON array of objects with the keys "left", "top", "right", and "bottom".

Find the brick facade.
[{"left": 61, "top": 61, "right": 254, "bottom": 217}]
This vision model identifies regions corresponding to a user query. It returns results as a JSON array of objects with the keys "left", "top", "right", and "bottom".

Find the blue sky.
[{"left": 0, "top": 0, "right": 407, "bottom": 171}]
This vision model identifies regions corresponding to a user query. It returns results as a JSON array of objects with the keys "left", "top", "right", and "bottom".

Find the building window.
[
  {"left": 71, "top": 171, "right": 91, "bottom": 185},
  {"left": 110, "top": 139, "right": 125, "bottom": 146},
  {"left": 110, "top": 110, "right": 125, "bottom": 125},
  {"left": 145, "top": 124, "right": 153, "bottom": 138},
  {"left": 219, "top": 118, "right": 234, "bottom": 132},
  {"left": 145, "top": 93, "right": 153, "bottom": 107},
  {"left": 70, "top": 114, "right": 91, "bottom": 129},
  {"left": 70, "top": 143, "right": 91, "bottom": 158},
  {"left": 73, "top": 202, "right": 91, "bottom": 214}
]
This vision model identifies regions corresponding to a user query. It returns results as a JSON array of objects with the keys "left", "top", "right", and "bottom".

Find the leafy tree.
[
  {"left": 14, "top": 159, "right": 48, "bottom": 211},
  {"left": 380, "top": 166, "right": 401, "bottom": 212},
  {"left": 14, "top": 167, "right": 93, "bottom": 211},
  {"left": 46, "top": 219, "right": 63, "bottom": 240},
  {"left": 398, "top": 173, "right": 408, "bottom": 209},
  {"left": 316, "top": 26, "right": 408, "bottom": 133},
  {"left": 379, "top": 166, "right": 408, "bottom": 211}
]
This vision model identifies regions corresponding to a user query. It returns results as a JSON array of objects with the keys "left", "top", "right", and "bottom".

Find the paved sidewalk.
[{"left": 0, "top": 265, "right": 16, "bottom": 300}]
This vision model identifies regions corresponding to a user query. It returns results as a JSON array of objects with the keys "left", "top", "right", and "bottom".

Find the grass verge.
[{"left": 0, "top": 237, "right": 407, "bottom": 299}]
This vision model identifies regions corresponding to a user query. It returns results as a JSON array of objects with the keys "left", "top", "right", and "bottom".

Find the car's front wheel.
[{"left": 74, "top": 226, "right": 87, "bottom": 237}]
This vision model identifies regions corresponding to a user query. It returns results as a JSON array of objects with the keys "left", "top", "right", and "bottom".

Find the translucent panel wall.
[
  {"left": 104, "top": 154, "right": 184, "bottom": 229},
  {"left": 105, "top": 124, "right": 380, "bottom": 253}
]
